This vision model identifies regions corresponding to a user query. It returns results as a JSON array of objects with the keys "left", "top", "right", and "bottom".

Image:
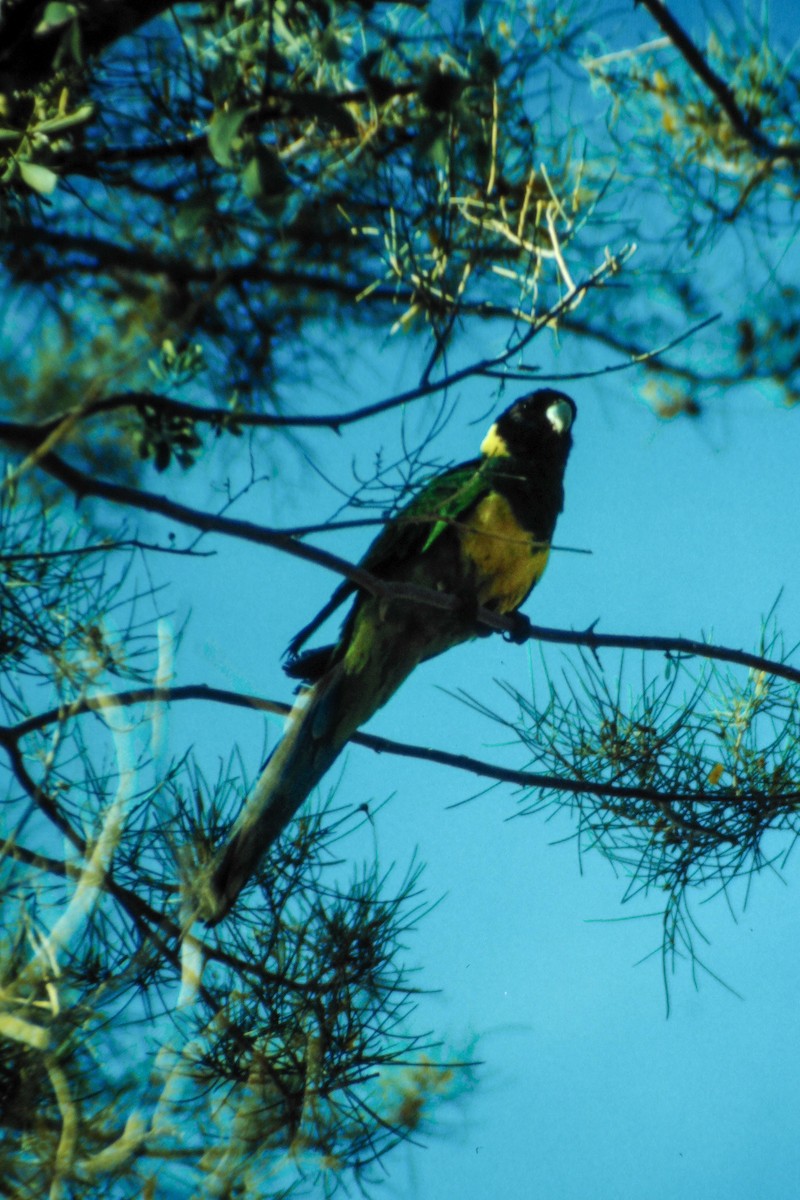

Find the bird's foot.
[{"left": 502, "top": 612, "right": 532, "bottom": 644}]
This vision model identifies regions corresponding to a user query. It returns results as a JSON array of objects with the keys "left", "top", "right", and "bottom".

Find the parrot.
[{"left": 206, "top": 388, "right": 576, "bottom": 921}]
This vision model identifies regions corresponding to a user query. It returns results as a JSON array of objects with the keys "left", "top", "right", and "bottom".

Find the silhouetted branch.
[
  {"left": 4, "top": 419, "right": 797, "bottom": 688},
  {"left": 515, "top": 616, "right": 800, "bottom": 686},
  {"left": 5, "top": 246, "right": 635, "bottom": 443},
  {"left": 6, "top": 667, "right": 798, "bottom": 814},
  {"left": 0, "top": 537, "right": 212, "bottom": 561},
  {"left": 0, "top": 723, "right": 353, "bottom": 995},
  {"left": 486, "top": 313, "right": 721, "bottom": 384},
  {"left": 638, "top": 0, "right": 800, "bottom": 162}
]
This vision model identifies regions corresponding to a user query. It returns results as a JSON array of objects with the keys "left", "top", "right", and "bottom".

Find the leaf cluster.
[
  {"left": 0, "top": 0, "right": 603, "bottom": 429},
  {"left": 0, "top": 480, "right": 466, "bottom": 1194},
  {"left": 482, "top": 632, "right": 800, "bottom": 994}
]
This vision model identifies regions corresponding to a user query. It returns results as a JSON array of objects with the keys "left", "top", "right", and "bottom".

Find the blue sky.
[
  {"left": 5, "top": 0, "right": 799, "bottom": 1194},
  {"left": 168, "top": 293, "right": 800, "bottom": 1198},
  {"left": 156, "top": 0, "right": 800, "bottom": 1167},
  {"left": 168, "top": 0, "right": 800, "bottom": 1192}
]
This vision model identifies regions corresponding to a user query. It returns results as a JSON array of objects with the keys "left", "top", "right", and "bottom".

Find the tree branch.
[
  {"left": 516, "top": 616, "right": 800, "bottom": 686},
  {"left": 637, "top": 0, "right": 800, "bottom": 162},
  {"left": 0, "top": 429, "right": 398, "bottom": 598},
  {"left": 484, "top": 313, "right": 721, "bottom": 385},
  {"left": 5, "top": 677, "right": 797, "bottom": 819},
  {"left": 7, "top": 226, "right": 401, "bottom": 299},
  {"left": 0, "top": 537, "right": 213, "bottom": 562},
  {"left": 4, "top": 408, "right": 797, "bottom": 690},
  {"left": 4, "top": 244, "right": 635, "bottom": 451},
  {"left": 0, "top": 0, "right": 192, "bottom": 87},
  {"left": 0, "top": 722, "right": 337, "bottom": 995},
  {"left": 27, "top": 312, "right": 717, "bottom": 443}
]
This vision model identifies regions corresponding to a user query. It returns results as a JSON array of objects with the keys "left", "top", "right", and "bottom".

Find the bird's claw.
[{"left": 503, "top": 612, "right": 532, "bottom": 644}]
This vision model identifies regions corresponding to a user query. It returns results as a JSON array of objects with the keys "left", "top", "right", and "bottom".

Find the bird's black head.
[{"left": 480, "top": 389, "right": 576, "bottom": 459}]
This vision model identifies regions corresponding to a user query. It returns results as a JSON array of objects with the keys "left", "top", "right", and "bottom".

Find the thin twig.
[
  {"left": 0, "top": 246, "right": 634, "bottom": 452},
  {"left": 637, "top": 0, "right": 800, "bottom": 162},
  {"left": 4, "top": 667, "right": 797, "bottom": 810}
]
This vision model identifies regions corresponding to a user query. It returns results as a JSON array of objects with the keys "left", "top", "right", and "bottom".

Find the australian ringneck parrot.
[{"left": 206, "top": 389, "right": 576, "bottom": 921}]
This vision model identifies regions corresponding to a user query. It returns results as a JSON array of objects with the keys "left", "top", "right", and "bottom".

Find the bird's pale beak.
[{"left": 546, "top": 397, "right": 573, "bottom": 434}]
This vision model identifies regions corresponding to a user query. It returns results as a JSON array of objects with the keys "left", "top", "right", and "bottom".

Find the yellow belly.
[{"left": 458, "top": 492, "right": 550, "bottom": 613}]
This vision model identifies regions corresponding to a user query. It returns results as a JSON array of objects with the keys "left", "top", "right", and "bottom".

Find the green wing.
[
  {"left": 364, "top": 456, "right": 486, "bottom": 563},
  {"left": 417, "top": 460, "right": 492, "bottom": 553},
  {"left": 285, "top": 456, "right": 489, "bottom": 660}
]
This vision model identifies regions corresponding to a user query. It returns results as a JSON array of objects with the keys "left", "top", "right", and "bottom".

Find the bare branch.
[
  {"left": 7, "top": 246, "right": 635, "bottom": 446},
  {"left": 516, "top": 617, "right": 800, "bottom": 686},
  {"left": 6, "top": 666, "right": 798, "bottom": 813},
  {"left": 638, "top": 0, "right": 800, "bottom": 162}
]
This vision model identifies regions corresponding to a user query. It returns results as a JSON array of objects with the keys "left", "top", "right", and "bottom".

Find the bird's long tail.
[
  {"left": 205, "top": 666, "right": 358, "bottom": 923},
  {"left": 204, "top": 593, "right": 466, "bottom": 923}
]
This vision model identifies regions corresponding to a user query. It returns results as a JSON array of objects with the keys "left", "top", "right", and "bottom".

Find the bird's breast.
[{"left": 458, "top": 491, "right": 550, "bottom": 613}]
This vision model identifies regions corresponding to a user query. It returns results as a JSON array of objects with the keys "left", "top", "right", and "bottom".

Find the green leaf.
[
  {"left": 19, "top": 161, "right": 58, "bottom": 195},
  {"left": 175, "top": 197, "right": 215, "bottom": 240},
  {"left": 208, "top": 108, "right": 249, "bottom": 168},
  {"left": 68, "top": 15, "right": 83, "bottom": 65},
  {"left": 241, "top": 148, "right": 291, "bottom": 206},
  {"left": 37, "top": 104, "right": 95, "bottom": 134},
  {"left": 414, "top": 122, "right": 450, "bottom": 170},
  {"left": 37, "top": 2, "right": 76, "bottom": 31}
]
